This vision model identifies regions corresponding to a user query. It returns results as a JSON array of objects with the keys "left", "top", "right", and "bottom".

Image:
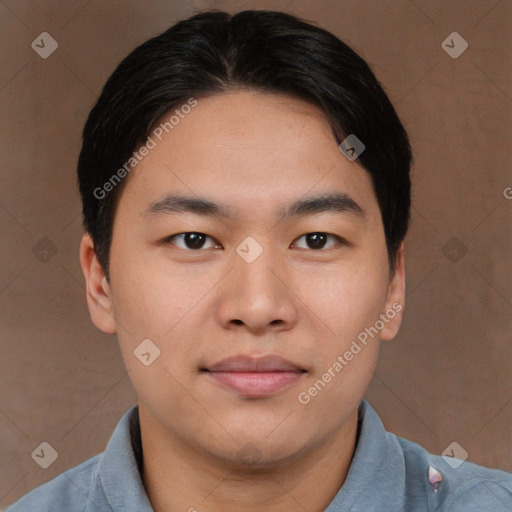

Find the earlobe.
[
  {"left": 79, "top": 233, "right": 117, "bottom": 334},
  {"left": 381, "top": 242, "right": 406, "bottom": 342}
]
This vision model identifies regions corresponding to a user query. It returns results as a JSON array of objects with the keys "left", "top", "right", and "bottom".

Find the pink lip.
[{"left": 203, "top": 355, "right": 306, "bottom": 397}]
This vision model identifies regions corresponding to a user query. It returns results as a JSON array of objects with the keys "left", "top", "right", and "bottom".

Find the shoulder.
[
  {"left": 395, "top": 434, "right": 512, "bottom": 511},
  {"left": 4, "top": 453, "right": 102, "bottom": 512}
]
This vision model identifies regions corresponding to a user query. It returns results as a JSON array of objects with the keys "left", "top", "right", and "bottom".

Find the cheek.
[
  {"left": 109, "top": 240, "right": 206, "bottom": 338},
  {"left": 304, "top": 260, "right": 390, "bottom": 347},
  {"left": 109, "top": 261, "right": 197, "bottom": 415},
  {"left": 108, "top": 249, "right": 223, "bottom": 397},
  {"left": 294, "top": 266, "right": 387, "bottom": 428}
]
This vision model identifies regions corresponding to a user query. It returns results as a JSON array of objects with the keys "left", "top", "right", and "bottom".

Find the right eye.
[{"left": 162, "top": 232, "right": 222, "bottom": 251}]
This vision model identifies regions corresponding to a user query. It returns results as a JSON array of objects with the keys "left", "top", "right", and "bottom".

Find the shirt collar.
[
  {"left": 325, "top": 400, "right": 406, "bottom": 511},
  {"left": 88, "top": 400, "right": 406, "bottom": 511},
  {"left": 86, "top": 405, "right": 152, "bottom": 512}
]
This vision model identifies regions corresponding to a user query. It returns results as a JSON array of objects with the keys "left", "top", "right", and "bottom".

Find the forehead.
[{"left": 115, "top": 91, "right": 380, "bottom": 226}]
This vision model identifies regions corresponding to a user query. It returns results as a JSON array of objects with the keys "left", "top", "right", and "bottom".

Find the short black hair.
[{"left": 78, "top": 9, "right": 412, "bottom": 280}]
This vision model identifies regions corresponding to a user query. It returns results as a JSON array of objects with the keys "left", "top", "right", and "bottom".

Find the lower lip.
[{"left": 204, "top": 371, "right": 305, "bottom": 397}]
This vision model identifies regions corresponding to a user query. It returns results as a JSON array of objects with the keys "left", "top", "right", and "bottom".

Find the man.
[{"left": 6, "top": 9, "right": 512, "bottom": 512}]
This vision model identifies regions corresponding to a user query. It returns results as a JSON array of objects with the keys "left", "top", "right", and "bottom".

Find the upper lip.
[{"left": 203, "top": 355, "right": 306, "bottom": 373}]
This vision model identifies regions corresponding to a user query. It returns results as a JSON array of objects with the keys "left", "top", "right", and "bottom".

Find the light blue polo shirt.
[{"left": 5, "top": 400, "right": 512, "bottom": 511}]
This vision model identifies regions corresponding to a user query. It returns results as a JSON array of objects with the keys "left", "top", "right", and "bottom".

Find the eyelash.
[{"left": 162, "top": 232, "right": 347, "bottom": 251}]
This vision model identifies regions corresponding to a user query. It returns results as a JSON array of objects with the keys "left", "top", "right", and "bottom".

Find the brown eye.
[
  {"left": 164, "top": 232, "right": 220, "bottom": 250},
  {"left": 293, "top": 232, "right": 342, "bottom": 250}
]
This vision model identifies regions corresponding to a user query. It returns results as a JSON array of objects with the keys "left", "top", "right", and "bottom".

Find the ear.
[
  {"left": 380, "top": 241, "right": 405, "bottom": 341},
  {"left": 79, "top": 233, "right": 117, "bottom": 334}
]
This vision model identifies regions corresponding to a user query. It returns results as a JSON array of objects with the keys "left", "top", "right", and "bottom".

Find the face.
[{"left": 81, "top": 90, "right": 405, "bottom": 467}]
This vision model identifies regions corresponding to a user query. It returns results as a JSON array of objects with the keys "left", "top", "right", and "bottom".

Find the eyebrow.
[{"left": 142, "top": 192, "right": 365, "bottom": 221}]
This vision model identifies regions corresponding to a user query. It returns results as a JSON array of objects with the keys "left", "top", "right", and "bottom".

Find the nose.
[{"left": 215, "top": 243, "right": 298, "bottom": 334}]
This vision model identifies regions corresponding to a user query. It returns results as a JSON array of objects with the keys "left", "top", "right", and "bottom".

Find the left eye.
[{"left": 292, "top": 232, "right": 342, "bottom": 250}]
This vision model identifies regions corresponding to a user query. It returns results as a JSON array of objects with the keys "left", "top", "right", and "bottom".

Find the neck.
[{"left": 137, "top": 403, "right": 359, "bottom": 512}]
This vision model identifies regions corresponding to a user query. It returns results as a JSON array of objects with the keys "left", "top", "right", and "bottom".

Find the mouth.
[{"left": 201, "top": 354, "right": 307, "bottom": 397}]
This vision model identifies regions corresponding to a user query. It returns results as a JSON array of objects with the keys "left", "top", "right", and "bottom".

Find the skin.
[{"left": 80, "top": 90, "right": 405, "bottom": 512}]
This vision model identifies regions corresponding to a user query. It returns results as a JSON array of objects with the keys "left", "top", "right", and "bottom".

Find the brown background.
[{"left": 1, "top": 0, "right": 511, "bottom": 508}]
